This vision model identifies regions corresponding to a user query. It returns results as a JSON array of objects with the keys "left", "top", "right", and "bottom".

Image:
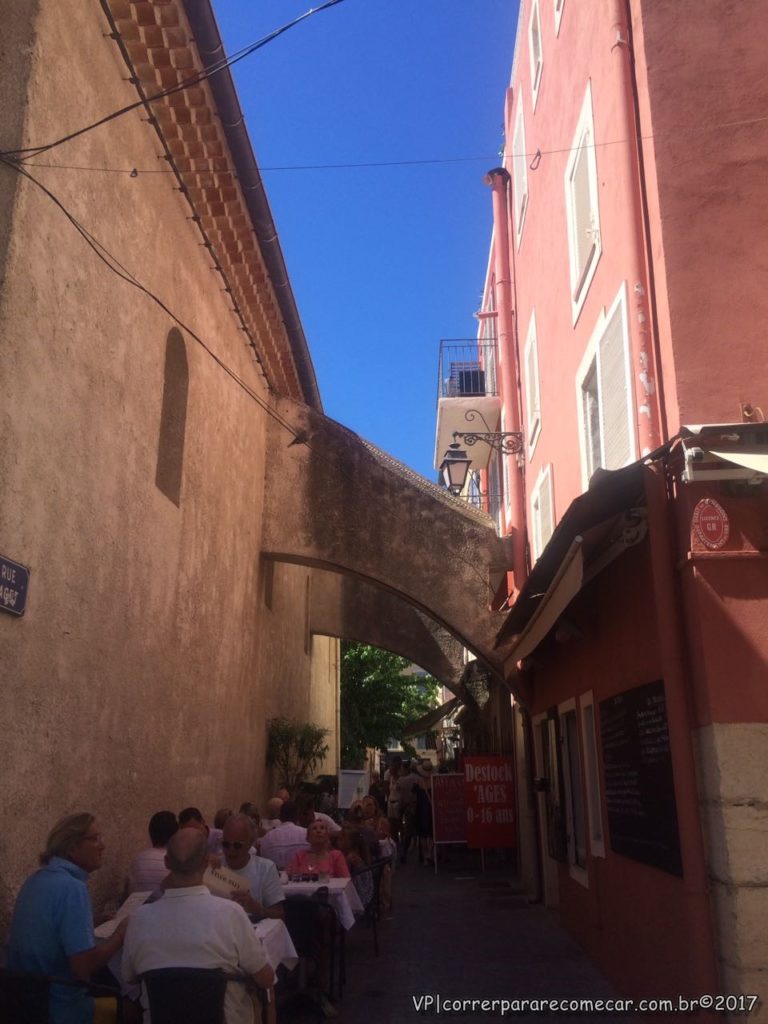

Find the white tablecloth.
[
  {"left": 253, "top": 917, "right": 298, "bottom": 971},
  {"left": 281, "top": 877, "right": 364, "bottom": 930}
]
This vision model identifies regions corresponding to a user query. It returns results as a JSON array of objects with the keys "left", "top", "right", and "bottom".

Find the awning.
[
  {"left": 496, "top": 459, "right": 649, "bottom": 646},
  {"left": 401, "top": 697, "right": 461, "bottom": 739},
  {"left": 503, "top": 538, "right": 583, "bottom": 664},
  {"left": 708, "top": 449, "right": 768, "bottom": 475}
]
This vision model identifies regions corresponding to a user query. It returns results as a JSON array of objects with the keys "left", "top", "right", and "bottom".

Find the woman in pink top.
[{"left": 285, "top": 821, "right": 349, "bottom": 879}]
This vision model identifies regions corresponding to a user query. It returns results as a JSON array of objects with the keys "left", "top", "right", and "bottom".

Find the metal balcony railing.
[{"left": 437, "top": 339, "right": 499, "bottom": 405}]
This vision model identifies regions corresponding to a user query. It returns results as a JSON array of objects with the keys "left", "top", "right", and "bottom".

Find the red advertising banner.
[
  {"left": 463, "top": 756, "right": 517, "bottom": 849},
  {"left": 431, "top": 773, "right": 467, "bottom": 844}
]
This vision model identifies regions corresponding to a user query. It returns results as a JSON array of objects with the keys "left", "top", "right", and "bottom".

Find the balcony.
[{"left": 434, "top": 339, "right": 502, "bottom": 472}]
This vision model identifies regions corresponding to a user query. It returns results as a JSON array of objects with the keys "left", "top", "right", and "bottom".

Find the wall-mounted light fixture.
[
  {"left": 439, "top": 443, "right": 473, "bottom": 495},
  {"left": 453, "top": 408, "right": 524, "bottom": 457}
]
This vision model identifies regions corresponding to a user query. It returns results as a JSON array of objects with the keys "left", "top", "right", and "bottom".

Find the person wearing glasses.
[
  {"left": 6, "top": 812, "right": 129, "bottom": 1024},
  {"left": 221, "top": 814, "right": 285, "bottom": 921}
]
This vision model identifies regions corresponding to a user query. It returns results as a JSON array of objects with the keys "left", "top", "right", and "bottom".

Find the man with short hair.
[
  {"left": 123, "top": 829, "right": 273, "bottom": 1024},
  {"left": 127, "top": 810, "right": 178, "bottom": 893},
  {"left": 295, "top": 794, "right": 341, "bottom": 836},
  {"left": 258, "top": 802, "right": 309, "bottom": 870},
  {"left": 221, "top": 814, "right": 285, "bottom": 920},
  {"left": 260, "top": 797, "right": 283, "bottom": 834},
  {"left": 178, "top": 806, "right": 209, "bottom": 835},
  {"left": 7, "top": 813, "right": 129, "bottom": 1024}
]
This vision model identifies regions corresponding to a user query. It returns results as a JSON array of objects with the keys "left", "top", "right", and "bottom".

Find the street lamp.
[{"left": 439, "top": 442, "right": 472, "bottom": 495}]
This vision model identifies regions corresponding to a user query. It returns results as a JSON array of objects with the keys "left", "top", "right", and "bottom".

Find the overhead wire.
[
  {"left": 0, "top": 0, "right": 346, "bottom": 162},
  {"left": 12, "top": 106, "right": 768, "bottom": 178}
]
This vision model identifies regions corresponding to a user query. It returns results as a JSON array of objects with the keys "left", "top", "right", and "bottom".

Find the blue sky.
[{"left": 215, "top": 0, "right": 518, "bottom": 481}]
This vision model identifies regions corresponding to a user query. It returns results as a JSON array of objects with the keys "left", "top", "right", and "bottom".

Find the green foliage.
[
  {"left": 266, "top": 717, "right": 330, "bottom": 796},
  {"left": 340, "top": 642, "right": 439, "bottom": 769}
]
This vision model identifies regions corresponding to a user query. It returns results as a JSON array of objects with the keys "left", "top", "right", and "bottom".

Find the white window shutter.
[
  {"left": 539, "top": 468, "right": 554, "bottom": 549},
  {"left": 571, "top": 139, "right": 595, "bottom": 295},
  {"left": 598, "top": 302, "right": 631, "bottom": 469},
  {"left": 512, "top": 105, "right": 528, "bottom": 236}
]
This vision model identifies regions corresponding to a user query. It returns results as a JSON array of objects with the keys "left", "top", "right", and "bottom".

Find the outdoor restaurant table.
[
  {"left": 281, "top": 877, "right": 363, "bottom": 930},
  {"left": 254, "top": 917, "right": 298, "bottom": 972}
]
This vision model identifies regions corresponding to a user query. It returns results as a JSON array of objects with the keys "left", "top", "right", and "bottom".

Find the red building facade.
[{"left": 437, "top": 0, "right": 768, "bottom": 1012}]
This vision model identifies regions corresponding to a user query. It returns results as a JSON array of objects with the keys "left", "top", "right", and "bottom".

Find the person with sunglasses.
[
  {"left": 220, "top": 814, "right": 284, "bottom": 921},
  {"left": 6, "top": 813, "right": 129, "bottom": 1024}
]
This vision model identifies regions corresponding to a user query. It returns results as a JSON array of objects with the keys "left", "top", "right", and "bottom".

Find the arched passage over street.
[
  {"left": 262, "top": 397, "right": 516, "bottom": 680},
  {"left": 306, "top": 568, "right": 467, "bottom": 692}
]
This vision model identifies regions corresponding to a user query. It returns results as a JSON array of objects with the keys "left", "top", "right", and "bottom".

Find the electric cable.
[
  {"left": 0, "top": 0, "right": 346, "bottom": 162},
  {"left": 13, "top": 105, "right": 768, "bottom": 178}
]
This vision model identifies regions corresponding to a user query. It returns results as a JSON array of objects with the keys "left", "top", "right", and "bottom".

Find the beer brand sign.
[{"left": 692, "top": 498, "right": 730, "bottom": 550}]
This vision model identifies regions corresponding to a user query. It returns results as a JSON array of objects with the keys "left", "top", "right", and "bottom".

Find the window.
[
  {"left": 579, "top": 692, "right": 605, "bottom": 858},
  {"left": 559, "top": 698, "right": 588, "bottom": 884},
  {"left": 554, "top": 0, "right": 565, "bottom": 35},
  {"left": 524, "top": 311, "right": 541, "bottom": 453},
  {"left": 564, "top": 82, "right": 601, "bottom": 321},
  {"left": 488, "top": 450, "right": 504, "bottom": 533},
  {"left": 155, "top": 327, "right": 189, "bottom": 506},
  {"left": 511, "top": 99, "right": 528, "bottom": 246},
  {"left": 575, "top": 285, "right": 635, "bottom": 487},
  {"left": 530, "top": 464, "right": 554, "bottom": 561},
  {"left": 528, "top": 0, "right": 543, "bottom": 109}
]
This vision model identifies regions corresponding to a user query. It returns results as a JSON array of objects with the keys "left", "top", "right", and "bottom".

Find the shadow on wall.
[{"left": 155, "top": 327, "right": 189, "bottom": 507}]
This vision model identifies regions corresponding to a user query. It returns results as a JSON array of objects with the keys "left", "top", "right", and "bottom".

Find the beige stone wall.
[
  {"left": 696, "top": 724, "right": 768, "bottom": 1018},
  {"left": 0, "top": 1, "right": 336, "bottom": 930}
]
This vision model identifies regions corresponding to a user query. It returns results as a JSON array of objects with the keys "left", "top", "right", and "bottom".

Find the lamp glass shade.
[{"left": 440, "top": 445, "right": 472, "bottom": 495}]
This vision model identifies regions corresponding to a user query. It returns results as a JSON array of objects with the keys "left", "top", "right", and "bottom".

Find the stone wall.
[{"left": 0, "top": 0, "right": 336, "bottom": 930}]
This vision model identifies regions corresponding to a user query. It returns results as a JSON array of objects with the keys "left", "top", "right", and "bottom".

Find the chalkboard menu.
[{"left": 599, "top": 680, "right": 682, "bottom": 876}]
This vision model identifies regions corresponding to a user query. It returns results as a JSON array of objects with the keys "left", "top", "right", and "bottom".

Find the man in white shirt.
[
  {"left": 259, "top": 798, "right": 283, "bottom": 834},
  {"left": 221, "top": 815, "right": 285, "bottom": 920},
  {"left": 123, "top": 829, "right": 273, "bottom": 1024},
  {"left": 258, "top": 803, "right": 309, "bottom": 870},
  {"left": 127, "top": 810, "right": 178, "bottom": 893}
]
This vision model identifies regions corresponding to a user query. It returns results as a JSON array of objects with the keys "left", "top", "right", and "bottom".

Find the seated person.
[
  {"left": 258, "top": 801, "right": 309, "bottom": 870},
  {"left": 345, "top": 802, "right": 379, "bottom": 860},
  {"left": 337, "top": 827, "right": 374, "bottom": 909},
  {"left": 7, "top": 812, "right": 129, "bottom": 1024},
  {"left": 295, "top": 793, "right": 341, "bottom": 836},
  {"left": 221, "top": 814, "right": 284, "bottom": 920},
  {"left": 178, "top": 806, "right": 209, "bottom": 837},
  {"left": 127, "top": 810, "right": 178, "bottom": 893},
  {"left": 259, "top": 797, "right": 283, "bottom": 835},
  {"left": 208, "top": 807, "right": 232, "bottom": 856},
  {"left": 376, "top": 817, "right": 397, "bottom": 864},
  {"left": 123, "top": 829, "right": 273, "bottom": 1024},
  {"left": 375, "top": 819, "right": 396, "bottom": 914},
  {"left": 285, "top": 821, "right": 350, "bottom": 879}
]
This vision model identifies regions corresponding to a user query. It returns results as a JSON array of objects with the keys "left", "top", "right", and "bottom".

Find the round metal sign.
[{"left": 692, "top": 497, "right": 730, "bottom": 550}]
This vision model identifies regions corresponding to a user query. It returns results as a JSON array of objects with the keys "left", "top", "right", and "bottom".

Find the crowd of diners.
[{"left": 3, "top": 759, "right": 435, "bottom": 1024}]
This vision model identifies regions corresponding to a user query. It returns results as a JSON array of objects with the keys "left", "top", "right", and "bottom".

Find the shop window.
[
  {"left": 575, "top": 284, "right": 635, "bottom": 488},
  {"left": 564, "top": 82, "right": 601, "bottom": 322},
  {"left": 579, "top": 692, "right": 605, "bottom": 858},
  {"left": 559, "top": 698, "right": 588, "bottom": 884}
]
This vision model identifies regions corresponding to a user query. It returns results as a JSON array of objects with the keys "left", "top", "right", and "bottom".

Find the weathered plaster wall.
[
  {"left": 633, "top": 0, "right": 768, "bottom": 432},
  {"left": 0, "top": 0, "right": 335, "bottom": 930}
]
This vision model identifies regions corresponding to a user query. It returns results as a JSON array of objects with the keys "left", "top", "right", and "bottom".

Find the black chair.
[
  {"left": 351, "top": 856, "right": 391, "bottom": 955},
  {"left": 139, "top": 967, "right": 233, "bottom": 1024},
  {"left": 283, "top": 892, "right": 343, "bottom": 1008},
  {"left": 0, "top": 966, "right": 123, "bottom": 1024}
]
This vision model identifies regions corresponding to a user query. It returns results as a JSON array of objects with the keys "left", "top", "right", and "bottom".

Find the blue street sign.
[{"left": 0, "top": 554, "right": 30, "bottom": 616}]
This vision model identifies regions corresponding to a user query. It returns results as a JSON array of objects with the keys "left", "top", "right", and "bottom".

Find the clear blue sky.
[{"left": 215, "top": 0, "right": 519, "bottom": 481}]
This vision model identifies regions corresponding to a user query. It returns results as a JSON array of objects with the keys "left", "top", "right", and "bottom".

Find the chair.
[
  {"left": 139, "top": 967, "right": 231, "bottom": 1024},
  {"left": 351, "top": 856, "right": 391, "bottom": 955},
  {"left": 283, "top": 893, "right": 343, "bottom": 1008},
  {"left": 0, "top": 966, "right": 123, "bottom": 1024}
]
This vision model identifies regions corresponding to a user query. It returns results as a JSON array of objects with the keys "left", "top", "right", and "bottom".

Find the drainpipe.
[
  {"left": 485, "top": 168, "right": 527, "bottom": 595},
  {"left": 610, "top": 1, "right": 664, "bottom": 454},
  {"left": 644, "top": 461, "right": 719, "bottom": 995}
]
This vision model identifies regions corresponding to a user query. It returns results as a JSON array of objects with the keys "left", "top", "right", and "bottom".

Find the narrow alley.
[{"left": 296, "top": 853, "right": 626, "bottom": 1024}]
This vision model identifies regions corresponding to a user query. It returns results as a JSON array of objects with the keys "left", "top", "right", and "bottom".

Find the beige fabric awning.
[
  {"left": 401, "top": 697, "right": 461, "bottom": 739},
  {"left": 503, "top": 538, "right": 584, "bottom": 670},
  {"left": 708, "top": 449, "right": 768, "bottom": 475}
]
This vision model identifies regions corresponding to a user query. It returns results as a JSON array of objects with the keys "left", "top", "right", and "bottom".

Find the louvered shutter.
[
  {"left": 539, "top": 469, "right": 554, "bottom": 549},
  {"left": 571, "top": 139, "right": 595, "bottom": 296},
  {"left": 512, "top": 107, "right": 528, "bottom": 234},
  {"left": 525, "top": 328, "right": 541, "bottom": 438},
  {"left": 598, "top": 302, "right": 632, "bottom": 469}
]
